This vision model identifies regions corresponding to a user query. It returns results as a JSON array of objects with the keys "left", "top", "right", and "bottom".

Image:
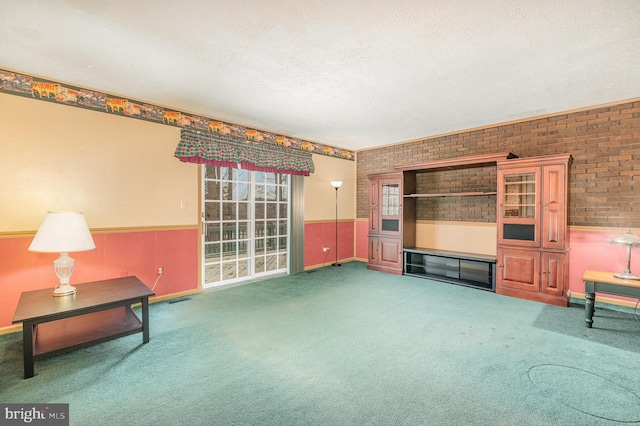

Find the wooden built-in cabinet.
[
  {"left": 366, "top": 152, "right": 572, "bottom": 308},
  {"left": 367, "top": 172, "right": 416, "bottom": 274},
  {"left": 368, "top": 153, "right": 514, "bottom": 276},
  {"left": 496, "top": 154, "right": 572, "bottom": 306}
]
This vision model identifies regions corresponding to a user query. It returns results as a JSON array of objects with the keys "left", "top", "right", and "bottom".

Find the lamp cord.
[
  {"left": 322, "top": 249, "right": 331, "bottom": 266},
  {"left": 151, "top": 271, "right": 163, "bottom": 291}
]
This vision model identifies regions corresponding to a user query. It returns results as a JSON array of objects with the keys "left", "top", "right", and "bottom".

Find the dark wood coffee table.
[{"left": 12, "top": 276, "right": 154, "bottom": 378}]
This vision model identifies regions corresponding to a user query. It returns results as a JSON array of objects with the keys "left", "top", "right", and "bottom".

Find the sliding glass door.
[{"left": 202, "top": 166, "right": 289, "bottom": 288}]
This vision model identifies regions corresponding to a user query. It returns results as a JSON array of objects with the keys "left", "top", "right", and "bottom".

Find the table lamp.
[
  {"left": 29, "top": 212, "right": 96, "bottom": 296},
  {"left": 608, "top": 230, "right": 640, "bottom": 280}
]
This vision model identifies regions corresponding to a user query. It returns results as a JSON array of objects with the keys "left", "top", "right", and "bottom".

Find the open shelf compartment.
[
  {"left": 404, "top": 247, "right": 496, "bottom": 291},
  {"left": 33, "top": 306, "right": 143, "bottom": 359}
]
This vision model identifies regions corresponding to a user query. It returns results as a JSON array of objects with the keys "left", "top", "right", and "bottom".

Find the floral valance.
[{"left": 175, "top": 129, "right": 315, "bottom": 176}]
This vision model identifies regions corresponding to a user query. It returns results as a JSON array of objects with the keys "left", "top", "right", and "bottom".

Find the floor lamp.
[{"left": 331, "top": 181, "right": 342, "bottom": 266}]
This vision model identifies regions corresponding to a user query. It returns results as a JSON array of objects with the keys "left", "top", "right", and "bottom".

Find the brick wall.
[
  {"left": 357, "top": 100, "right": 640, "bottom": 227},
  {"left": 415, "top": 166, "right": 497, "bottom": 223}
]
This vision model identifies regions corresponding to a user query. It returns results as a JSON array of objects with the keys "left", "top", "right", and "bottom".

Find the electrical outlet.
[
  {"left": 157, "top": 267, "right": 163, "bottom": 275},
  {"left": 323, "top": 246, "right": 330, "bottom": 252}
]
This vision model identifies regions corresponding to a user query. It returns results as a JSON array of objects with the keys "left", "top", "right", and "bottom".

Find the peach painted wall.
[
  {"left": 355, "top": 219, "right": 369, "bottom": 261},
  {"left": 0, "top": 229, "right": 198, "bottom": 328},
  {"left": 567, "top": 228, "right": 640, "bottom": 299},
  {"left": 0, "top": 92, "right": 200, "bottom": 329},
  {"left": 304, "top": 153, "right": 357, "bottom": 269},
  {"left": 353, "top": 220, "right": 498, "bottom": 265},
  {"left": 0, "top": 86, "right": 365, "bottom": 329},
  {"left": 415, "top": 221, "right": 496, "bottom": 256},
  {"left": 305, "top": 220, "right": 355, "bottom": 268},
  {"left": 304, "top": 154, "right": 356, "bottom": 221},
  {"left": 0, "top": 93, "right": 197, "bottom": 231}
]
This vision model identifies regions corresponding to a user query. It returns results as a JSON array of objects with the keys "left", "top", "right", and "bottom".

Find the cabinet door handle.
[{"left": 541, "top": 271, "right": 548, "bottom": 274}]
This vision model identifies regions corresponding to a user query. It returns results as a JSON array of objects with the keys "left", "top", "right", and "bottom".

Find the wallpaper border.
[{"left": 0, "top": 68, "right": 354, "bottom": 161}]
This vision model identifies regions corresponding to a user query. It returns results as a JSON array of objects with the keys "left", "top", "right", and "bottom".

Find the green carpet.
[{"left": 1, "top": 262, "right": 639, "bottom": 425}]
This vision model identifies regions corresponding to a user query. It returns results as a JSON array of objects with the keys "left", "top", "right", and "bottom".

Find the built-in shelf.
[
  {"left": 395, "top": 152, "right": 518, "bottom": 172},
  {"left": 392, "top": 153, "right": 508, "bottom": 292},
  {"left": 405, "top": 191, "right": 497, "bottom": 198},
  {"left": 404, "top": 247, "right": 496, "bottom": 291}
]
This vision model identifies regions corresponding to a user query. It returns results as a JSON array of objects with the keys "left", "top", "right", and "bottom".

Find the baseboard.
[
  {"left": 304, "top": 258, "right": 358, "bottom": 271},
  {"left": 0, "top": 324, "right": 22, "bottom": 335},
  {"left": 150, "top": 289, "right": 201, "bottom": 304},
  {"left": 496, "top": 286, "right": 568, "bottom": 307},
  {"left": 570, "top": 291, "right": 640, "bottom": 311}
]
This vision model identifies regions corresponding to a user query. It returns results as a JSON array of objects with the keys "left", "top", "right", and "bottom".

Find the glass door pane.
[
  {"left": 380, "top": 180, "right": 400, "bottom": 233},
  {"left": 503, "top": 173, "right": 536, "bottom": 218},
  {"left": 498, "top": 168, "right": 539, "bottom": 246},
  {"left": 203, "top": 168, "right": 222, "bottom": 285},
  {"left": 381, "top": 182, "right": 399, "bottom": 216},
  {"left": 202, "top": 166, "right": 289, "bottom": 288},
  {"left": 253, "top": 171, "right": 289, "bottom": 275}
]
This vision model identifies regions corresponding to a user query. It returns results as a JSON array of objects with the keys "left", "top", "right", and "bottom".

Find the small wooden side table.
[
  {"left": 12, "top": 276, "right": 154, "bottom": 378},
  {"left": 582, "top": 270, "right": 640, "bottom": 328}
]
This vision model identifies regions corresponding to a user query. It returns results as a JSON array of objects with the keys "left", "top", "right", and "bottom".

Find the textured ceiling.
[{"left": 1, "top": 1, "right": 639, "bottom": 151}]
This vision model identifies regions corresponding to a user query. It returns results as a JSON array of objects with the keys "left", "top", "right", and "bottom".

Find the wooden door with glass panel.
[
  {"left": 497, "top": 167, "right": 541, "bottom": 248},
  {"left": 378, "top": 177, "right": 402, "bottom": 236}
]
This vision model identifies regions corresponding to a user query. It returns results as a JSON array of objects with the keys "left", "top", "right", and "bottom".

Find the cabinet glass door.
[
  {"left": 498, "top": 168, "right": 540, "bottom": 246},
  {"left": 380, "top": 181, "right": 400, "bottom": 232},
  {"left": 502, "top": 173, "right": 536, "bottom": 219}
]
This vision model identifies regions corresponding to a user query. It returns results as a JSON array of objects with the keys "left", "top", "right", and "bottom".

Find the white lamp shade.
[
  {"left": 29, "top": 212, "right": 96, "bottom": 253},
  {"left": 331, "top": 181, "right": 343, "bottom": 188},
  {"left": 609, "top": 230, "right": 640, "bottom": 247}
]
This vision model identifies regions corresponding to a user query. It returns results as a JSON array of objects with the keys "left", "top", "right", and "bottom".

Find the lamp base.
[
  {"left": 614, "top": 272, "right": 640, "bottom": 280},
  {"left": 53, "top": 284, "right": 77, "bottom": 297},
  {"left": 52, "top": 252, "right": 77, "bottom": 296}
]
